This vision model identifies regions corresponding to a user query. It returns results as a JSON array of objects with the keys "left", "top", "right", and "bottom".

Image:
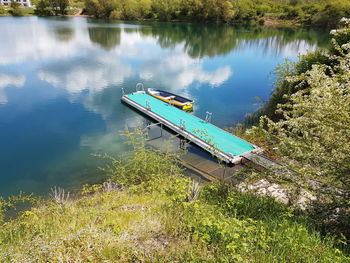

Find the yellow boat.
[{"left": 147, "top": 88, "right": 194, "bottom": 111}]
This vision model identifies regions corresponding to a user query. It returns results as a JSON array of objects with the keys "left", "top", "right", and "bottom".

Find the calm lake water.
[{"left": 0, "top": 17, "right": 329, "bottom": 197}]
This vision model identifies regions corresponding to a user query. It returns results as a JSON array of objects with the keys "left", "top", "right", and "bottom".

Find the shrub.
[
  {"left": 250, "top": 20, "right": 350, "bottom": 243},
  {"left": 311, "top": 0, "right": 350, "bottom": 28},
  {"left": 0, "top": 5, "right": 6, "bottom": 15},
  {"left": 85, "top": 0, "right": 115, "bottom": 18},
  {"left": 283, "top": 6, "right": 302, "bottom": 18},
  {"left": 34, "top": 0, "right": 55, "bottom": 16},
  {"left": 9, "top": 1, "right": 23, "bottom": 16}
]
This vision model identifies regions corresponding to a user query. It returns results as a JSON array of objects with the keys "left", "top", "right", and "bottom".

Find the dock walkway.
[{"left": 122, "top": 92, "right": 259, "bottom": 165}]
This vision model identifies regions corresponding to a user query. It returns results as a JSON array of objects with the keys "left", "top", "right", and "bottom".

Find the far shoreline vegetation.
[{"left": 0, "top": 0, "right": 350, "bottom": 28}]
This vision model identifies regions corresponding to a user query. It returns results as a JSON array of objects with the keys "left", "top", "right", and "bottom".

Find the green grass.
[
  {"left": 0, "top": 129, "right": 348, "bottom": 262},
  {"left": 21, "top": 7, "right": 35, "bottom": 15},
  {"left": 0, "top": 180, "right": 348, "bottom": 262},
  {"left": 0, "top": 6, "right": 34, "bottom": 16}
]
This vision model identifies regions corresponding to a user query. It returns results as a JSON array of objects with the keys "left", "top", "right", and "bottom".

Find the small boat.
[{"left": 147, "top": 88, "right": 194, "bottom": 111}]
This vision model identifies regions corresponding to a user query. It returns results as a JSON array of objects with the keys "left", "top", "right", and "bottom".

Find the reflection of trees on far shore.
[
  {"left": 123, "top": 22, "right": 329, "bottom": 58},
  {"left": 88, "top": 27, "right": 121, "bottom": 50},
  {"left": 138, "top": 23, "right": 239, "bottom": 58},
  {"left": 52, "top": 27, "right": 75, "bottom": 42}
]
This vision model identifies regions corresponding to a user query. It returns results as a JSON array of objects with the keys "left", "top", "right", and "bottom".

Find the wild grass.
[
  {"left": 0, "top": 128, "right": 348, "bottom": 262},
  {"left": 0, "top": 6, "right": 34, "bottom": 16},
  {"left": 1, "top": 180, "right": 348, "bottom": 262}
]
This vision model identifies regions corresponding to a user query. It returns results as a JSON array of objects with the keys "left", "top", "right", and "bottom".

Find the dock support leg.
[
  {"left": 179, "top": 138, "right": 187, "bottom": 150},
  {"left": 223, "top": 164, "right": 227, "bottom": 180},
  {"left": 145, "top": 122, "right": 163, "bottom": 141},
  {"left": 146, "top": 120, "right": 151, "bottom": 130}
]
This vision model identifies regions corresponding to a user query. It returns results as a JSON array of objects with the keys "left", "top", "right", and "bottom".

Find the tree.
[
  {"left": 34, "top": 0, "right": 55, "bottom": 16},
  {"left": 34, "top": 0, "right": 68, "bottom": 16},
  {"left": 247, "top": 18, "right": 350, "bottom": 239},
  {"left": 50, "top": 0, "right": 69, "bottom": 15},
  {"left": 151, "top": 0, "right": 182, "bottom": 21},
  {"left": 257, "top": 19, "right": 350, "bottom": 192},
  {"left": 9, "top": 1, "right": 23, "bottom": 16},
  {"left": 84, "top": 0, "right": 114, "bottom": 18},
  {"left": 0, "top": 5, "right": 6, "bottom": 15},
  {"left": 180, "top": 0, "right": 235, "bottom": 22}
]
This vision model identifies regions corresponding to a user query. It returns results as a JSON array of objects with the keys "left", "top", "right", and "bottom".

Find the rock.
[
  {"left": 237, "top": 178, "right": 319, "bottom": 209},
  {"left": 122, "top": 205, "right": 148, "bottom": 211},
  {"left": 295, "top": 189, "right": 317, "bottom": 210},
  {"left": 237, "top": 179, "right": 290, "bottom": 204}
]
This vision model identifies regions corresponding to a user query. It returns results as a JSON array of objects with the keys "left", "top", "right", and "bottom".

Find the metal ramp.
[{"left": 242, "top": 152, "right": 298, "bottom": 177}]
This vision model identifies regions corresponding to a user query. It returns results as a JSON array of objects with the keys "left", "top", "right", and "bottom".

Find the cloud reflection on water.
[
  {"left": 0, "top": 17, "right": 92, "bottom": 66},
  {"left": 0, "top": 74, "right": 26, "bottom": 104},
  {"left": 37, "top": 56, "right": 133, "bottom": 97}
]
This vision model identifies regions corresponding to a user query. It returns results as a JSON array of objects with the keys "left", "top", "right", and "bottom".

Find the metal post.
[
  {"left": 146, "top": 101, "right": 151, "bottom": 111},
  {"left": 205, "top": 112, "right": 212, "bottom": 123},
  {"left": 180, "top": 138, "right": 185, "bottom": 149},
  {"left": 146, "top": 120, "right": 151, "bottom": 129},
  {"left": 121, "top": 87, "right": 125, "bottom": 95},
  {"left": 223, "top": 164, "right": 227, "bottom": 180},
  {"left": 180, "top": 119, "right": 186, "bottom": 130}
]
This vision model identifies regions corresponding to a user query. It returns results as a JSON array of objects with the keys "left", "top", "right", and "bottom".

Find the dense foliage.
[
  {"left": 254, "top": 18, "right": 350, "bottom": 188},
  {"left": 82, "top": 0, "right": 350, "bottom": 26},
  {"left": 0, "top": 4, "right": 34, "bottom": 16},
  {"left": 35, "top": 0, "right": 69, "bottom": 15},
  {"left": 83, "top": 0, "right": 264, "bottom": 22},
  {"left": 29, "top": 0, "right": 350, "bottom": 27},
  {"left": 0, "top": 129, "right": 348, "bottom": 262},
  {"left": 246, "top": 18, "right": 350, "bottom": 240},
  {"left": 9, "top": 1, "right": 23, "bottom": 16}
]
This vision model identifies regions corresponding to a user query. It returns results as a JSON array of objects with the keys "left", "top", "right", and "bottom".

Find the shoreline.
[{"left": 0, "top": 9, "right": 307, "bottom": 28}]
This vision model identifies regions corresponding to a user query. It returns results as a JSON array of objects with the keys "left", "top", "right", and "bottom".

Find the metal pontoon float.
[{"left": 121, "top": 91, "right": 261, "bottom": 165}]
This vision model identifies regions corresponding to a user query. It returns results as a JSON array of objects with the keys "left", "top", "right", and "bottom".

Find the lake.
[{"left": 0, "top": 17, "right": 329, "bottom": 197}]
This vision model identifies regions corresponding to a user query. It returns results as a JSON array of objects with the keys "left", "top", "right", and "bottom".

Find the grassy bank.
[
  {"left": 0, "top": 132, "right": 348, "bottom": 262},
  {"left": 2, "top": 184, "right": 349, "bottom": 262},
  {"left": 0, "top": 5, "right": 34, "bottom": 16}
]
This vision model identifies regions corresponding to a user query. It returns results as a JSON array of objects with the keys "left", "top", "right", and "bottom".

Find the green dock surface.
[{"left": 126, "top": 93, "right": 255, "bottom": 156}]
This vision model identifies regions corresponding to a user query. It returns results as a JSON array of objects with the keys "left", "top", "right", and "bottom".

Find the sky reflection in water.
[{"left": 0, "top": 17, "right": 329, "bottom": 196}]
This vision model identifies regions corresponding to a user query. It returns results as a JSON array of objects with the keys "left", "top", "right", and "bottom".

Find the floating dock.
[{"left": 121, "top": 92, "right": 260, "bottom": 165}]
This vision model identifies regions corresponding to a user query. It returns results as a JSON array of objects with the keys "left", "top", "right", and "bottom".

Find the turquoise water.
[
  {"left": 127, "top": 93, "right": 255, "bottom": 156},
  {"left": 0, "top": 17, "right": 329, "bottom": 196}
]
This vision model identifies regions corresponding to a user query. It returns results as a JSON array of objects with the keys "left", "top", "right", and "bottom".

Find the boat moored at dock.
[{"left": 147, "top": 88, "right": 194, "bottom": 111}]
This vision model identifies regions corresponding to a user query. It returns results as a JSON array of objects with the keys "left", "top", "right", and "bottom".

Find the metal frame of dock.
[{"left": 121, "top": 91, "right": 261, "bottom": 165}]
